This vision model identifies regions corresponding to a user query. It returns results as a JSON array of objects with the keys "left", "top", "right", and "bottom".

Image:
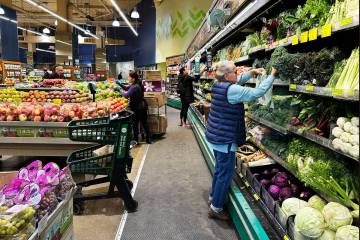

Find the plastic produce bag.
[
  {"left": 0, "top": 205, "right": 36, "bottom": 238},
  {"left": 56, "top": 166, "right": 75, "bottom": 200},
  {"left": 255, "top": 73, "right": 274, "bottom": 108}
]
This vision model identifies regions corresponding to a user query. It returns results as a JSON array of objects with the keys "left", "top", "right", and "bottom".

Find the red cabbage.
[
  {"left": 290, "top": 183, "right": 300, "bottom": 196},
  {"left": 299, "top": 189, "right": 313, "bottom": 201},
  {"left": 272, "top": 173, "right": 289, "bottom": 187},
  {"left": 268, "top": 185, "right": 281, "bottom": 200},
  {"left": 279, "top": 187, "right": 293, "bottom": 201},
  {"left": 262, "top": 169, "right": 272, "bottom": 177},
  {"left": 259, "top": 179, "right": 271, "bottom": 187}
]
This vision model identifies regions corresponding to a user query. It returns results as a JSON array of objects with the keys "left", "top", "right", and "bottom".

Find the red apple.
[
  {"left": 44, "top": 115, "right": 51, "bottom": 122},
  {"left": 6, "top": 115, "right": 14, "bottom": 121},
  {"left": 68, "top": 111, "right": 75, "bottom": 118},
  {"left": 33, "top": 116, "right": 41, "bottom": 122},
  {"left": 51, "top": 115, "right": 58, "bottom": 122},
  {"left": 57, "top": 116, "right": 65, "bottom": 122},
  {"left": 0, "top": 115, "right": 6, "bottom": 121}
]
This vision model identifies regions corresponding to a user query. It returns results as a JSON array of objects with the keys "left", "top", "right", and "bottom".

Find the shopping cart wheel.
[
  {"left": 126, "top": 200, "right": 138, "bottom": 213},
  {"left": 74, "top": 200, "right": 85, "bottom": 215},
  {"left": 126, "top": 179, "right": 133, "bottom": 190}
]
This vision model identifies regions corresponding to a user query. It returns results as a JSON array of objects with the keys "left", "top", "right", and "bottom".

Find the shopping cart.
[{"left": 67, "top": 109, "right": 138, "bottom": 214}]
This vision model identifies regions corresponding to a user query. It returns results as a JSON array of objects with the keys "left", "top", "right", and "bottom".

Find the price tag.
[
  {"left": 283, "top": 235, "right": 290, "bottom": 240},
  {"left": 340, "top": 17, "right": 353, "bottom": 26},
  {"left": 332, "top": 88, "right": 344, "bottom": 95},
  {"left": 291, "top": 35, "right": 299, "bottom": 45},
  {"left": 290, "top": 84, "right": 297, "bottom": 90},
  {"left": 305, "top": 85, "right": 314, "bottom": 91},
  {"left": 244, "top": 181, "right": 250, "bottom": 187},
  {"left": 300, "top": 31, "right": 309, "bottom": 43},
  {"left": 309, "top": 28, "right": 318, "bottom": 41},
  {"left": 321, "top": 23, "right": 332, "bottom": 38},
  {"left": 53, "top": 99, "right": 62, "bottom": 105},
  {"left": 273, "top": 41, "right": 279, "bottom": 46},
  {"left": 265, "top": 44, "right": 269, "bottom": 49},
  {"left": 281, "top": 38, "right": 288, "bottom": 45},
  {"left": 253, "top": 193, "right": 260, "bottom": 201}
]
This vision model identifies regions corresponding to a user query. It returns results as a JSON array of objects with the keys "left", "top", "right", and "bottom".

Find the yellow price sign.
[
  {"left": 257, "top": 44, "right": 262, "bottom": 49},
  {"left": 300, "top": 31, "right": 309, "bottom": 43},
  {"left": 309, "top": 28, "right": 318, "bottom": 41},
  {"left": 291, "top": 35, "right": 299, "bottom": 45},
  {"left": 53, "top": 99, "right": 62, "bottom": 105},
  {"left": 340, "top": 17, "right": 353, "bottom": 26},
  {"left": 332, "top": 88, "right": 344, "bottom": 95},
  {"left": 290, "top": 84, "right": 297, "bottom": 90},
  {"left": 321, "top": 23, "right": 332, "bottom": 38},
  {"left": 273, "top": 41, "right": 279, "bottom": 46},
  {"left": 253, "top": 193, "right": 260, "bottom": 201},
  {"left": 283, "top": 235, "right": 290, "bottom": 240},
  {"left": 305, "top": 86, "right": 314, "bottom": 91},
  {"left": 244, "top": 181, "right": 250, "bottom": 187}
]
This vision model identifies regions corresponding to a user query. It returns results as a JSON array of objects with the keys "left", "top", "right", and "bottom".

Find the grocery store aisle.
[{"left": 119, "top": 108, "right": 238, "bottom": 240}]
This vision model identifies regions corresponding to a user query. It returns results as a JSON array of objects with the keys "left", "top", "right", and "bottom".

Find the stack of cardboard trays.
[{"left": 143, "top": 70, "right": 167, "bottom": 134}]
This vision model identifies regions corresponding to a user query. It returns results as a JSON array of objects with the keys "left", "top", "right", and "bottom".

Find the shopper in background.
[
  {"left": 177, "top": 65, "right": 206, "bottom": 128},
  {"left": 49, "top": 65, "right": 65, "bottom": 79},
  {"left": 205, "top": 60, "right": 277, "bottom": 221},
  {"left": 43, "top": 68, "right": 51, "bottom": 79},
  {"left": 120, "top": 71, "right": 151, "bottom": 144},
  {"left": 118, "top": 71, "right": 123, "bottom": 80}
]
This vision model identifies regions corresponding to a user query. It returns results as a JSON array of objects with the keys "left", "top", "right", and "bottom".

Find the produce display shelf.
[
  {"left": 190, "top": 104, "right": 206, "bottom": 128},
  {"left": 15, "top": 87, "right": 79, "bottom": 92},
  {"left": 241, "top": 14, "right": 359, "bottom": 65},
  {"left": 235, "top": 55, "right": 250, "bottom": 64},
  {"left": 0, "top": 137, "right": 92, "bottom": 156},
  {"left": 246, "top": 79, "right": 289, "bottom": 87},
  {"left": 234, "top": 169, "right": 289, "bottom": 240},
  {"left": 248, "top": 137, "right": 333, "bottom": 203},
  {"left": 29, "top": 188, "right": 75, "bottom": 240},
  {"left": 289, "top": 84, "right": 359, "bottom": 101},
  {"left": 0, "top": 121, "right": 67, "bottom": 127},
  {"left": 247, "top": 113, "right": 289, "bottom": 135},
  {"left": 288, "top": 126, "right": 359, "bottom": 162},
  {"left": 166, "top": 96, "right": 182, "bottom": 109},
  {"left": 188, "top": 107, "right": 273, "bottom": 240}
]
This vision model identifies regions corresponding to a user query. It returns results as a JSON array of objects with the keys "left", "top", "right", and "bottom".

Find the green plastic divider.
[
  {"left": 167, "top": 98, "right": 182, "bottom": 109},
  {"left": 188, "top": 110, "right": 269, "bottom": 240}
]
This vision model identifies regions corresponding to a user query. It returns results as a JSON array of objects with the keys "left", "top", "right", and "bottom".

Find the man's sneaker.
[{"left": 208, "top": 207, "right": 229, "bottom": 221}]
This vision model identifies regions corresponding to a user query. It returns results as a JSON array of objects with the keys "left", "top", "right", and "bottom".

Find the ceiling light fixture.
[
  {"left": 55, "top": 19, "right": 58, "bottom": 26},
  {"left": 36, "top": 48, "right": 56, "bottom": 54},
  {"left": 112, "top": 19, "right": 120, "bottom": 27},
  {"left": 130, "top": 8, "right": 139, "bottom": 19},
  {"left": 0, "top": 7, "right": 5, "bottom": 15},
  {"left": 24, "top": 0, "right": 99, "bottom": 39},
  {"left": 42, "top": 27, "right": 50, "bottom": 34},
  {"left": 109, "top": 0, "right": 138, "bottom": 36}
]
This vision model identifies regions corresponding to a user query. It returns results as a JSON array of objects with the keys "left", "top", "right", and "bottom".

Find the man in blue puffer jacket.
[{"left": 206, "top": 61, "right": 277, "bottom": 220}]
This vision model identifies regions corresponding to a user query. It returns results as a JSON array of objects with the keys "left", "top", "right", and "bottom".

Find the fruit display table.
[{"left": 0, "top": 121, "right": 91, "bottom": 156}]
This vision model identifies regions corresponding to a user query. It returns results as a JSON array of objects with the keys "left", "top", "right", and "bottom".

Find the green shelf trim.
[
  {"left": 188, "top": 110, "right": 269, "bottom": 240},
  {"left": 167, "top": 98, "right": 182, "bottom": 109}
]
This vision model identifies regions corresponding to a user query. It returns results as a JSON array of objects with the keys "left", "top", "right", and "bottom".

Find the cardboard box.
[
  {"left": 145, "top": 92, "right": 167, "bottom": 107},
  {"left": 143, "top": 70, "right": 162, "bottom": 80},
  {"left": 0, "top": 171, "right": 17, "bottom": 189},
  {"left": 148, "top": 115, "right": 167, "bottom": 134}
]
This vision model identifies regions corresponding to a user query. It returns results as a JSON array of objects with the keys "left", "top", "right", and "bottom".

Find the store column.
[{"left": 0, "top": 6, "right": 19, "bottom": 61}]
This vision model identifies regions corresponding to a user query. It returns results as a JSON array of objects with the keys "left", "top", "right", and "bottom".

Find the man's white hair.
[{"left": 213, "top": 61, "right": 236, "bottom": 80}]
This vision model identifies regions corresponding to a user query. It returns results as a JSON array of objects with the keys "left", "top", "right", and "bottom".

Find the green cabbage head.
[
  {"left": 322, "top": 202, "right": 353, "bottom": 231},
  {"left": 319, "top": 229, "right": 336, "bottom": 240},
  {"left": 335, "top": 225, "right": 359, "bottom": 240},
  {"left": 295, "top": 207, "right": 325, "bottom": 238},
  {"left": 308, "top": 195, "right": 326, "bottom": 211}
]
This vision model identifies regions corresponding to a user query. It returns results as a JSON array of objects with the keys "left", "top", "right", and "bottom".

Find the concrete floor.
[{"left": 120, "top": 108, "right": 237, "bottom": 240}]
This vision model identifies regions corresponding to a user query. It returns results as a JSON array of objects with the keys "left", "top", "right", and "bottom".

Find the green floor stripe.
[{"left": 188, "top": 110, "right": 269, "bottom": 240}]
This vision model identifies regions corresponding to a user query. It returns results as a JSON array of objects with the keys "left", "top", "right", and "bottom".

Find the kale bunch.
[{"left": 304, "top": 47, "right": 344, "bottom": 86}]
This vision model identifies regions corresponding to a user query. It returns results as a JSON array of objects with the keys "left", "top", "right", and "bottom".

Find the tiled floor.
[{"left": 73, "top": 144, "right": 147, "bottom": 240}]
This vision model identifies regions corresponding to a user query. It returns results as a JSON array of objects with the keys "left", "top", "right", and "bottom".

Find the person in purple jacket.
[{"left": 120, "top": 71, "right": 151, "bottom": 144}]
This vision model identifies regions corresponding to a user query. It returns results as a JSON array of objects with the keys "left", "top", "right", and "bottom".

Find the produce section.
[{"left": 184, "top": 0, "right": 359, "bottom": 238}]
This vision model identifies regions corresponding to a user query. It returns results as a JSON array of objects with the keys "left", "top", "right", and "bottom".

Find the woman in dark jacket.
[{"left": 120, "top": 71, "right": 151, "bottom": 144}]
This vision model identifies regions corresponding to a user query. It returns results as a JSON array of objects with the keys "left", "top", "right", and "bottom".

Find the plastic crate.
[
  {"left": 67, "top": 144, "right": 114, "bottom": 175},
  {"left": 261, "top": 186, "right": 277, "bottom": 214}
]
